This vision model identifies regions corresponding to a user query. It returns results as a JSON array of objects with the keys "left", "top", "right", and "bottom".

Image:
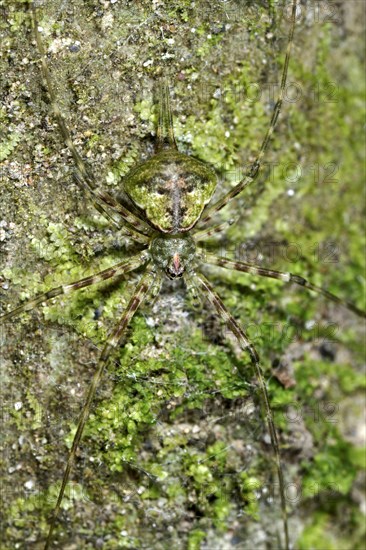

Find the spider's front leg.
[
  {"left": 193, "top": 272, "right": 290, "bottom": 550},
  {"left": 43, "top": 268, "right": 158, "bottom": 549}
]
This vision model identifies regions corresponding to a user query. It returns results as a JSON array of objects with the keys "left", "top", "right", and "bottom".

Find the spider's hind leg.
[
  {"left": 201, "top": 0, "right": 297, "bottom": 224},
  {"left": 29, "top": 2, "right": 153, "bottom": 237},
  {"left": 156, "top": 79, "right": 178, "bottom": 152},
  {"left": 193, "top": 219, "right": 235, "bottom": 241}
]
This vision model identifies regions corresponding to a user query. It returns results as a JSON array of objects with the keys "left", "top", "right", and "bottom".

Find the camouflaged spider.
[{"left": 1, "top": 1, "right": 365, "bottom": 549}]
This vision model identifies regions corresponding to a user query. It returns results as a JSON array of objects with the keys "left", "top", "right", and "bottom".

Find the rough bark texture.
[{"left": 1, "top": 1, "right": 365, "bottom": 549}]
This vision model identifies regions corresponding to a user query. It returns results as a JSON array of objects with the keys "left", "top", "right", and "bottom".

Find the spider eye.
[
  {"left": 166, "top": 252, "right": 185, "bottom": 279},
  {"left": 166, "top": 266, "right": 184, "bottom": 279}
]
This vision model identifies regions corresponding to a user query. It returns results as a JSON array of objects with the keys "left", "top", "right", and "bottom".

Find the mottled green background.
[{"left": 1, "top": 1, "right": 365, "bottom": 549}]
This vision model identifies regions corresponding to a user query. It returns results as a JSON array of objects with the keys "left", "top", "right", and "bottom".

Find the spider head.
[{"left": 150, "top": 235, "right": 196, "bottom": 279}]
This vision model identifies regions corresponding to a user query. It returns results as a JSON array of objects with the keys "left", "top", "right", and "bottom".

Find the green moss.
[
  {"left": 298, "top": 507, "right": 366, "bottom": 550},
  {"left": 291, "top": 357, "right": 364, "bottom": 509},
  {"left": 0, "top": 131, "right": 21, "bottom": 162},
  {"left": 298, "top": 512, "right": 340, "bottom": 550},
  {"left": 188, "top": 529, "right": 207, "bottom": 550},
  {"left": 2, "top": 1, "right": 365, "bottom": 548},
  {"left": 239, "top": 472, "right": 262, "bottom": 519}
]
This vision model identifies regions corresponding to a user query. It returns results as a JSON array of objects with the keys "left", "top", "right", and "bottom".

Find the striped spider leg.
[
  {"left": 0, "top": 252, "right": 149, "bottom": 323},
  {"left": 188, "top": 254, "right": 364, "bottom": 550},
  {"left": 200, "top": 0, "right": 297, "bottom": 224},
  {"left": 1, "top": 247, "right": 154, "bottom": 546},
  {"left": 191, "top": 0, "right": 364, "bottom": 545},
  {"left": 42, "top": 269, "right": 159, "bottom": 550},
  {"left": 30, "top": 1, "right": 153, "bottom": 241},
  {"left": 2, "top": 4, "right": 157, "bottom": 546},
  {"left": 200, "top": 253, "right": 366, "bottom": 320},
  {"left": 194, "top": 2, "right": 298, "bottom": 547},
  {"left": 192, "top": 272, "right": 290, "bottom": 547},
  {"left": 187, "top": 1, "right": 365, "bottom": 548},
  {"left": 1, "top": 245, "right": 158, "bottom": 545}
]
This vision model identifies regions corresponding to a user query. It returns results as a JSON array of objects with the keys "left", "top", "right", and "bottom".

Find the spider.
[{"left": 1, "top": 1, "right": 365, "bottom": 549}]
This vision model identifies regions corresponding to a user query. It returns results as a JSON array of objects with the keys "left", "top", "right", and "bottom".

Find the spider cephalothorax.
[{"left": 150, "top": 234, "right": 197, "bottom": 279}]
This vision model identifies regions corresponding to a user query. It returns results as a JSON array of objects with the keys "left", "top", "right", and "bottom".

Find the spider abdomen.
[{"left": 124, "top": 149, "right": 217, "bottom": 233}]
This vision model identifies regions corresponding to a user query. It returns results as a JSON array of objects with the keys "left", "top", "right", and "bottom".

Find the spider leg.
[
  {"left": 202, "top": 252, "right": 366, "bottom": 318},
  {"left": 157, "top": 79, "right": 178, "bottom": 151},
  {"left": 29, "top": 3, "right": 153, "bottom": 237},
  {"left": 194, "top": 272, "right": 289, "bottom": 550},
  {"left": 90, "top": 195, "right": 151, "bottom": 244},
  {"left": 193, "top": 218, "right": 235, "bottom": 241},
  {"left": 201, "top": 0, "right": 297, "bottom": 223},
  {"left": 43, "top": 269, "right": 157, "bottom": 550},
  {"left": 0, "top": 251, "right": 149, "bottom": 321}
]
